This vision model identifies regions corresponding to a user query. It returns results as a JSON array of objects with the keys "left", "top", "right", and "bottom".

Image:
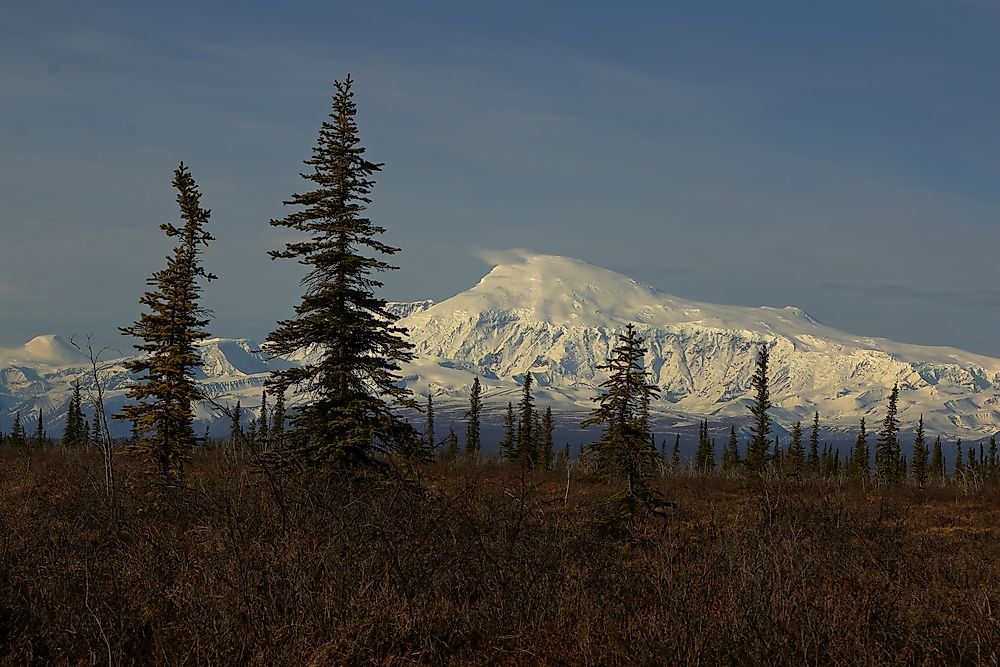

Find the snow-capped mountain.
[
  {"left": 393, "top": 252, "right": 1000, "bottom": 439},
  {"left": 1, "top": 252, "right": 998, "bottom": 441}
]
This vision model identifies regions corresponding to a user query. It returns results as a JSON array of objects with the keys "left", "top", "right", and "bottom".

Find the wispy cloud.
[{"left": 818, "top": 282, "right": 1000, "bottom": 309}]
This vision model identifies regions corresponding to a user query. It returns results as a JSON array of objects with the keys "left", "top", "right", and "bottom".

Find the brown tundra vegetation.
[{"left": 1, "top": 447, "right": 999, "bottom": 665}]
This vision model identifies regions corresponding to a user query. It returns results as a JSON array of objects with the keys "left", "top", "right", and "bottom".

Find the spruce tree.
[
  {"left": 263, "top": 76, "right": 416, "bottom": 469},
  {"left": 989, "top": 435, "right": 998, "bottom": 481},
  {"left": 10, "top": 412, "right": 25, "bottom": 447},
  {"left": 723, "top": 425, "right": 741, "bottom": 474},
  {"left": 671, "top": 433, "right": 681, "bottom": 471},
  {"left": 229, "top": 400, "right": 243, "bottom": 449},
  {"left": 270, "top": 387, "right": 286, "bottom": 449},
  {"left": 90, "top": 413, "right": 102, "bottom": 450},
  {"left": 745, "top": 344, "right": 772, "bottom": 474},
  {"left": 542, "top": 406, "right": 555, "bottom": 470},
  {"left": 695, "top": 419, "right": 710, "bottom": 472},
  {"left": 930, "top": 435, "right": 945, "bottom": 484},
  {"left": 787, "top": 420, "right": 804, "bottom": 479},
  {"left": 954, "top": 439, "right": 964, "bottom": 480},
  {"left": 807, "top": 411, "right": 821, "bottom": 477},
  {"left": 258, "top": 388, "right": 269, "bottom": 450},
  {"left": 424, "top": 393, "right": 436, "bottom": 453},
  {"left": 117, "top": 163, "right": 215, "bottom": 481},
  {"left": 582, "top": 324, "right": 661, "bottom": 493},
  {"left": 501, "top": 402, "right": 516, "bottom": 461},
  {"left": 62, "top": 382, "right": 85, "bottom": 448},
  {"left": 911, "top": 415, "right": 928, "bottom": 488},
  {"left": 851, "top": 417, "right": 870, "bottom": 481},
  {"left": 34, "top": 408, "right": 45, "bottom": 446},
  {"left": 874, "top": 383, "right": 900, "bottom": 485},
  {"left": 445, "top": 426, "right": 459, "bottom": 461},
  {"left": 821, "top": 444, "right": 837, "bottom": 479},
  {"left": 464, "top": 376, "right": 482, "bottom": 459},
  {"left": 517, "top": 373, "right": 536, "bottom": 466},
  {"left": 247, "top": 417, "right": 257, "bottom": 447}
]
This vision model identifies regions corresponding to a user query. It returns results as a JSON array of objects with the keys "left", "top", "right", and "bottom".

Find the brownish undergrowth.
[{"left": 1, "top": 448, "right": 998, "bottom": 665}]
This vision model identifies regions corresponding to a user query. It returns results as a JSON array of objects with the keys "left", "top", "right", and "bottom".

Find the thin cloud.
[{"left": 819, "top": 282, "right": 1000, "bottom": 309}]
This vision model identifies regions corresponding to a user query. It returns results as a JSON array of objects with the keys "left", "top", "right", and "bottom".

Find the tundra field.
[{"left": 2, "top": 448, "right": 999, "bottom": 665}]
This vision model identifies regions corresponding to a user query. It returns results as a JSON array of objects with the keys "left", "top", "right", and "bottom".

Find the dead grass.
[{"left": 1, "top": 448, "right": 999, "bottom": 665}]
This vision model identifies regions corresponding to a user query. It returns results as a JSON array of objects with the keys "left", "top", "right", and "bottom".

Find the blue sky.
[{"left": 1, "top": 0, "right": 997, "bottom": 355}]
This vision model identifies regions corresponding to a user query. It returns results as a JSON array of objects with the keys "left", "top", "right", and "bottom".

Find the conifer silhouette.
[
  {"left": 464, "top": 377, "right": 482, "bottom": 459},
  {"left": 582, "top": 324, "right": 661, "bottom": 494},
  {"left": 745, "top": 344, "right": 772, "bottom": 474},
  {"left": 264, "top": 76, "right": 416, "bottom": 470},
  {"left": 118, "top": 163, "right": 215, "bottom": 481}
]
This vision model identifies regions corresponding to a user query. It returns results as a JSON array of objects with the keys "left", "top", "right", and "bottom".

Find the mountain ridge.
[{"left": 1, "top": 252, "right": 997, "bottom": 441}]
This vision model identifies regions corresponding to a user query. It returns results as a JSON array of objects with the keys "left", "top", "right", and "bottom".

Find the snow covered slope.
[
  {"left": 0, "top": 252, "right": 997, "bottom": 440},
  {"left": 0, "top": 335, "right": 89, "bottom": 368},
  {"left": 393, "top": 252, "right": 1000, "bottom": 438}
]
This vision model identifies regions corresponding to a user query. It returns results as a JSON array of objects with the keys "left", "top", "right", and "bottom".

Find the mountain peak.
[
  {"left": 394, "top": 252, "right": 1000, "bottom": 438},
  {"left": 0, "top": 334, "right": 88, "bottom": 367},
  {"left": 411, "top": 251, "right": 819, "bottom": 335}
]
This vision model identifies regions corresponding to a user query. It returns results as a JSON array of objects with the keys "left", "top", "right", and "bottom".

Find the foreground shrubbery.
[{"left": 2, "top": 448, "right": 999, "bottom": 665}]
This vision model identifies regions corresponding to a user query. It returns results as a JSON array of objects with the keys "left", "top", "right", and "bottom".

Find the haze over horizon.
[{"left": 1, "top": 1, "right": 997, "bottom": 355}]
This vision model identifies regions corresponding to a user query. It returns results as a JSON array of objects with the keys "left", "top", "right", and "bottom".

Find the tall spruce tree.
[
  {"left": 229, "top": 400, "right": 243, "bottom": 449},
  {"left": 874, "top": 383, "right": 900, "bottom": 485},
  {"left": 62, "top": 382, "right": 85, "bottom": 448},
  {"left": 263, "top": 76, "right": 416, "bottom": 469},
  {"left": 465, "top": 376, "right": 482, "bottom": 459},
  {"left": 501, "top": 402, "right": 516, "bottom": 461},
  {"left": 258, "top": 388, "right": 269, "bottom": 449},
  {"left": 850, "top": 417, "right": 871, "bottom": 482},
  {"left": 90, "top": 413, "right": 102, "bottom": 450},
  {"left": 582, "top": 324, "right": 661, "bottom": 494},
  {"left": 723, "top": 425, "right": 741, "bottom": 474},
  {"left": 989, "top": 435, "right": 998, "bottom": 480},
  {"left": 745, "top": 344, "right": 772, "bottom": 474},
  {"left": 695, "top": 419, "right": 710, "bottom": 472},
  {"left": 542, "top": 406, "right": 555, "bottom": 470},
  {"left": 911, "top": 415, "right": 929, "bottom": 488},
  {"left": 787, "top": 420, "right": 805, "bottom": 479},
  {"left": 34, "top": 408, "right": 45, "bottom": 446},
  {"left": 118, "top": 164, "right": 215, "bottom": 481},
  {"left": 270, "top": 387, "right": 286, "bottom": 448},
  {"left": 930, "top": 435, "right": 945, "bottom": 484},
  {"left": 445, "top": 426, "right": 459, "bottom": 461},
  {"left": 517, "top": 373, "right": 537, "bottom": 466},
  {"left": 954, "top": 439, "right": 964, "bottom": 480},
  {"left": 425, "top": 392, "right": 435, "bottom": 451},
  {"left": 10, "top": 412, "right": 25, "bottom": 447},
  {"left": 807, "top": 411, "right": 821, "bottom": 476}
]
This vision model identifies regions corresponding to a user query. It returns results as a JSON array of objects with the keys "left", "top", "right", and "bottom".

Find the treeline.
[{"left": 1, "top": 73, "right": 994, "bottom": 506}]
